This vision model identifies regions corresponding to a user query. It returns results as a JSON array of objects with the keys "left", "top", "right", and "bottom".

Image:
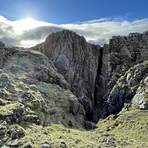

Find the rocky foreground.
[{"left": 0, "top": 30, "right": 148, "bottom": 147}]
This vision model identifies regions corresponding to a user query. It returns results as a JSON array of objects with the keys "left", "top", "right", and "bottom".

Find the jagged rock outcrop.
[
  {"left": 101, "top": 31, "right": 148, "bottom": 117},
  {"left": 0, "top": 44, "right": 85, "bottom": 129},
  {"left": 32, "top": 30, "right": 100, "bottom": 121},
  {"left": 103, "top": 61, "right": 148, "bottom": 115}
]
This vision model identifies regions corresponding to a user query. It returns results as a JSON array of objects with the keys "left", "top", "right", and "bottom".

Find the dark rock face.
[
  {"left": 0, "top": 41, "right": 5, "bottom": 68},
  {"left": 101, "top": 31, "right": 148, "bottom": 118},
  {"left": 32, "top": 30, "right": 100, "bottom": 121}
]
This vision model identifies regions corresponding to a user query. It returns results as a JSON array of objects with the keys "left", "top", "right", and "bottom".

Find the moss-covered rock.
[{"left": 0, "top": 46, "right": 86, "bottom": 147}]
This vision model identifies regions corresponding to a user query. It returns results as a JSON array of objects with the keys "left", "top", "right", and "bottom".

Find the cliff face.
[
  {"left": 31, "top": 30, "right": 148, "bottom": 121},
  {"left": 101, "top": 31, "right": 148, "bottom": 118},
  {"left": 32, "top": 30, "right": 100, "bottom": 121}
]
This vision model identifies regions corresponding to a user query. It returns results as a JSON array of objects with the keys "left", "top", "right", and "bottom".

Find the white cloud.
[{"left": 0, "top": 15, "right": 148, "bottom": 47}]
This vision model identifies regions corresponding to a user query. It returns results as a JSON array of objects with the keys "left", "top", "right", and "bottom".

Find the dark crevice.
[
  {"left": 93, "top": 47, "right": 104, "bottom": 123},
  {"left": 80, "top": 48, "right": 104, "bottom": 123},
  {"left": 94, "top": 47, "right": 103, "bottom": 104},
  {"left": 98, "top": 47, "right": 103, "bottom": 75}
]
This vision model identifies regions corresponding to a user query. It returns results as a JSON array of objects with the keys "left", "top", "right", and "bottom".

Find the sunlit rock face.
[
  {"left": 0, "top": 45, "right": 85, "bottom": 128},
  {"left": 32, "top": 30, "right": 101, "bottom": 121}
]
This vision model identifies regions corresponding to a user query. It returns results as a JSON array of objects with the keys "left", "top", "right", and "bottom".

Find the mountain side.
[
  {"left": 32, "top": 30, "right": 101, "bottom": 121},
  {"left": 0, "top": 30, "right": 148, "bottom": 147},
  {"left": 31, "top": 30, "right": 148, "bottom": 122},
  {"left": 0, "top": 43, "right": 87, "bottom": 147}
]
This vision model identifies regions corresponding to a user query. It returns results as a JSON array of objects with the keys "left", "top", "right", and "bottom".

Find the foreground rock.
[
  {"left": 102, "top": 61, "right": 148, "bottom": 117},
  {"left": 0, "top": 44, "right": 85, "bottom": 129},
  {"left": 0, "top": 44, "right": 86, "bottom": 147}
]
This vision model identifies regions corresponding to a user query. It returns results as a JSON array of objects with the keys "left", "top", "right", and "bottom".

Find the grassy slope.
[{"left": 15, "top": 108, "right": 148, "bottom": 148}]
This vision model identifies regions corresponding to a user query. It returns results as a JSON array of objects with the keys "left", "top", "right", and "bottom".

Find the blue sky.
[
  {"left": 0, "top": 0, "right": 148, "bottom": 47},
  {"left": 1, "top": 0, "right": 148, "bottom": 23}
]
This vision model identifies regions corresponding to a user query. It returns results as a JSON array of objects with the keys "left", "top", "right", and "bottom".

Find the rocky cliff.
[
  {"left": 32, "top": 30, "right": 148, "bottom": 122},
  {"left": 0, "top": 30, "right": 148, "bottom": 147},
  {"left": 32, "top": 30, "right": 101, "bottom": 121},
  {"left": 101, "top": 31, "right": 148, "bottom": 118},
  {"left": 0, "top": 43, "right": 87, "bottom": 147}
]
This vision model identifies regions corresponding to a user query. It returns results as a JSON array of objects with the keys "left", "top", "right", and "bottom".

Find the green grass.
[
  {"left": 14, "top": 108, "right": 148, "bottom": 148},
  {"left": 97, "top": 109, "right": 148, "bottom": 147}
]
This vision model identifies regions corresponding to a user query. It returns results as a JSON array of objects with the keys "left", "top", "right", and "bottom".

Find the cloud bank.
[{"left": 0, "top": 15, "right": 148, "bottom": 47}]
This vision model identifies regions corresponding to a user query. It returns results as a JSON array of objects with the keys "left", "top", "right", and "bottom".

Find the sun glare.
[
  {"left": 24, "top": 17, "right": 34, "bottom": 22},
  {"left": 23, "top": 17, "right": 38, "bottom": 29},
  {"left": 12, "top": 17, "right": 49, "bottom": 34},
  {"left": 9, "top": 17, "right": 51, "bottom": 47},
  {"left": 13, "top": 17, "right": 37, "bottom": 34}
]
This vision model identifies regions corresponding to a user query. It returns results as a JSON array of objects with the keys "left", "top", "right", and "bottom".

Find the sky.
[{"left": 0, "top": 0, "right": 148, "bottom": 47}]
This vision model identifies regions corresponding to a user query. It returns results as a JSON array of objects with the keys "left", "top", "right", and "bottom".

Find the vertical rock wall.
[{"left": 32, "top": 30, "right": 101, "bottom": 121}]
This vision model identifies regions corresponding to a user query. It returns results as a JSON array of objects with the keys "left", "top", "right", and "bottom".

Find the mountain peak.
[
  {"left": 45, "top": 29, "right": 86, "bottom": 44},
  {"left": 32, "top": 30, "right": 100, "bottom": 121}
]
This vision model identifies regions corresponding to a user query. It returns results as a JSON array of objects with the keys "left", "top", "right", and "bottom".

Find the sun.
[{"left": 24, "top": 17, "right": 34, "bottom": 22}]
